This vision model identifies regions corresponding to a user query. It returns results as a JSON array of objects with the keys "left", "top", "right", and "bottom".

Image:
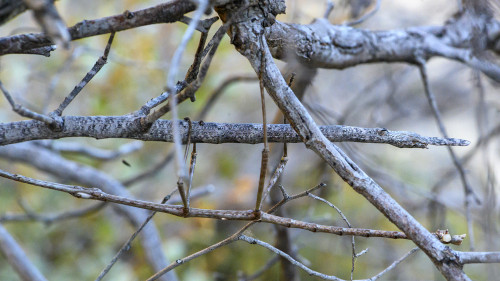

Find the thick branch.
[
  {"left": 214, "top": 2, "right": 469, "bottom": 280},
  {"left": 265, "top": 18, "right": 500, "bottom": 82},
  {"left": 0, "top": 0, "right": 196, "bottom": 55},
  {"left": 458, "top": 251, "right": 500, "bottom": 264},
  {"left": 0, "top": 117, "right": 469, "bottom": 148}
]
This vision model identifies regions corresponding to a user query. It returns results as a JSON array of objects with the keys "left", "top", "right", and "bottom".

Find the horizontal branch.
[
  {"left": 0, "top": 0, "right": 197, "bottom": 55},
  {"left": 0, "top": 168, "right": 465, "bottom": 245},
  {"left": 0, "top": 116, "right": 469, "bottom": 148},
  {"left": 265, "top": 18, "right": 500, "bottom": 82},
  {"left": 458, "top": 251, "right": 500, "bottom": 264}
]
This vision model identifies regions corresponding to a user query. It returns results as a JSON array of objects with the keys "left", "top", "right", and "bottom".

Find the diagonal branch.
[
  {"left": 0, "top": 0, "right": 197, "bottom": 56},
  {"left": 213, "top": 2, "right": 469, "bottom": 279}
]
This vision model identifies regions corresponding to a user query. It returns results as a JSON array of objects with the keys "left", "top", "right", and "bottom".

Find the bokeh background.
[{"left": 1, "top": 0, "right": 499, "bottom": 280}]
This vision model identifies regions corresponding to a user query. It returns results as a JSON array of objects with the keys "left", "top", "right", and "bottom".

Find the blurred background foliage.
[{"left": 0, "top": 0, "right": 499, "bottom": 280}]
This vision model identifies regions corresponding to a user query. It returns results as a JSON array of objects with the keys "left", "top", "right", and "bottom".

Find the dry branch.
[
  {"left": 214, "top": 1, "right": 470, "bottom": 279},
  {"left": 0, "top": 167, "right": 467, "bottom": 246},
  {"left": 0, "top": 117, "right": 469, "bottom": 148},
  {"left": 0, "top": 224, "right": 48, "bottom": 281}
]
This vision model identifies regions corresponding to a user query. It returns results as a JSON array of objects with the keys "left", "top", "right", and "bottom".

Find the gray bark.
[{"left": 0, "top": 117, "right": 468, "bottom": 148}]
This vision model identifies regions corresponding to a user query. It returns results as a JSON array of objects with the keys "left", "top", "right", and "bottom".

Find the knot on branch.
[
  {"left": 214, "top": 0, "right": 285, "bottom": 51},
  {"left": 47, "top": 114, "right": 64, "bottom": 132},
  {"left": 252, "top": 209, "right": 262, "bottom": 220}
]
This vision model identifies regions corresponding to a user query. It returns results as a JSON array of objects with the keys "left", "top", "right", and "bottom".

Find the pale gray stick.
[{"left": 0, "top": 224, "right": 48, "bottom": 281}]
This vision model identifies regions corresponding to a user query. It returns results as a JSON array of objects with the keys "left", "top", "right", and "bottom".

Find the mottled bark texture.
[
  {"left": 0, "top": 116, "right": 468, "bottom": 148},
  {"left": 214, "top": 1, "right": 470, "bottom": 280}
]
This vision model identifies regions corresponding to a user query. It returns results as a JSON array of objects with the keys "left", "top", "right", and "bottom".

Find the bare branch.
[
  {"left": 165, "top": 0, "right": 207, "bottom": 181},
  {"left": 23, "top": 0, "right": 70, "bottom": 49},
  {"left": 35, "top": 140, "right": 143, "bottom": 160},
  {"left": 308, "top": 193, "right": 358, "bottom": 279},
  {"left": 95, "top": 191, "right": 176, "bottom": 281},
  {"left": 0, "top": 81, "right": 57, "bottom": 127},
  {"left": 0, "top": 168, "right": 466, "bottom": 245},
  {"left": 215, "top": 2, "right": 469, "bottom": 278},
  {"left": 0, "top": 117, "right": 470, "bottom": 147},
  {"left": 345, "top": 0, "right": 381, "bottom": 26},
  {"left": 51, "top": 32, "right": 115, "bottom": 117},
  {"left": 458, "top": 251, "right": 500, "bottom": 264},
  {"left": 239, "top": 235, "right": 344, "bottom": 281},
  {"left": 418, "top": 63, "right": 479, "bottom": 250},
  {"left": 0, "top": 0, "right": 28, "bottom": 25},
  {"left": 0, "top": 0, "right": 198, "bottom": 56},
  {"left": 0, "top": 224, "right": 48, "bottom": 281},
  {"left": 368, "top": 247, "right": 420, "bottom": 281},
  {"left": 143, "top": 13, "right": 234, "bottom": 124}
]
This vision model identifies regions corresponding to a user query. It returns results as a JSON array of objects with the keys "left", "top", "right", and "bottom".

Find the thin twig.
[
  {"left": 260, "top": 156, "right": 288, "bottom": 205},
  {"left": 43, "top": 47, "right": 81, "bottom": 114},
  {"left": 430, "top": 121, "right": 500, "bottom": 195},
  {"left": 0, "top": 1, "right": 200, "bottom": 56},
  {"left": 147, "top": 183, "right": 326, "bottom": 281},
  {"left": 179, "top": 16, "right": 219, "bottom": 33},
  {"left": 124, "top": 75, "right": 255, "bottom": 187},
  {"left": 186, "top": 143, "right": 197, "bottom": 209},
  {"left": 144, "top": 14, "right": 234, "bottom": 123},
  {"left": 0, "top": 80, "right": 57, "bottom": 127},
  {"left": 368, "top": 247, "right": 419, "bottom": 281},
  {"left": 177, "top": 118, "right": 194, "bottom": 210},
  {"left": 308, "top": 193, "right": 358, "bottom": 280},
  {"left": 418, "top": 63, "right": 478, "bottom": 250},
  {"left": 255, "top": 36, "right": 269, "bottom": 212},
  {"left": 324, "top": 0, "right": 335, "bottom": 19},
  {"left": 135, "top": 16, "right": 219, "bottom": 117},
  {"left": 239, "top": 235, "right": 344, "bottom": 281},
  {"left": 95, "top": 191, "right": 176, "bottom": 281},
  {"left": 146, "top": 222, "right": 252, "bottom": 281},
  {"left": 52, "top": 32, "right": 115, "bottom": 117},
  {"left": 183, "top": 17, "right": 219, "bottom": 83},
  {"left": 345, "top": 0, "right": 381, "bottom": 26},
  {"left": 0, "top": 170, "right": 467, "bottom": 244}
]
